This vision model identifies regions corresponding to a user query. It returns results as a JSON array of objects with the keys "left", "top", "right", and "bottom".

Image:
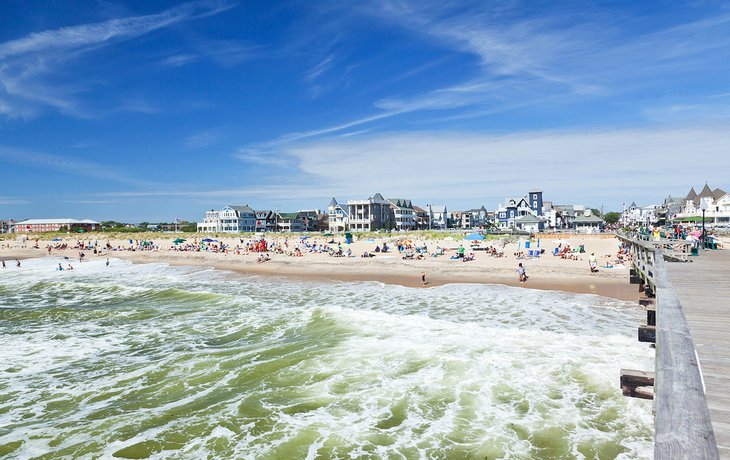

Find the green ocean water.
[{"left": 0, "top": 258, "right": 653, "bottom": 459}]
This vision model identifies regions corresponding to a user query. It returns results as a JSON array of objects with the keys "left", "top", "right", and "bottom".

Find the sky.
[{"left": 1, "top": 0, "right": 730, "bottom": 222}]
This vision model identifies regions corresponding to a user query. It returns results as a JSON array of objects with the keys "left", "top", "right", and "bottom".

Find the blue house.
[{"left": 496, "top": 189, "right": 544, "bottom": 230}]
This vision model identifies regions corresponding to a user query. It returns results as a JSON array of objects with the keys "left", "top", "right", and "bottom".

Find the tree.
[
  {"left": 591, "top": 208, "right": 601, "bottom": 217},
  {"left": 604, "top": 212, "right": 621, "bottom": 224}
]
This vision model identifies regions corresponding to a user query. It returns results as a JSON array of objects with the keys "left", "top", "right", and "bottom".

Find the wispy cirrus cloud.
[
  {"left": 0, "top": 0, "right": 234, "bottom": 118},
  {"left": 0, "top": 145, "right": 156, "bottom": 187}
]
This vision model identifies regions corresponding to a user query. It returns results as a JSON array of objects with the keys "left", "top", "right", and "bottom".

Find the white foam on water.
[{"left": 0, "top": 260, "right": 654, "bottom": 459}]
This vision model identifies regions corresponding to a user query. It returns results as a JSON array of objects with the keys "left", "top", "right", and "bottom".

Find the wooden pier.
[
  {"left": 617, "top": 234, "right": 721, "bottom": 459},
  {"left": 666, "top": 249, "right": 730, "bottom": 459}
]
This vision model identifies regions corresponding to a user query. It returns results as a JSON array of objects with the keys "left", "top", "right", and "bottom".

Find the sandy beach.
[{"left": 1, "top": 232, "right": 642, "bottom": 300}]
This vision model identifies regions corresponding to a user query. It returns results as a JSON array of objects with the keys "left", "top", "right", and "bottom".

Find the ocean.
[{"left": 0, "top": 257, "right": 653, "bottom": 459}]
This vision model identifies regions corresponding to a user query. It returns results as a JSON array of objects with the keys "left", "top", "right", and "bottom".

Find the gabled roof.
[
  {"left": 412, "top": 205, "right": 428, "bottom": 213},
  {"left": 277, "top": 212, "right": 300, "bottom": 220},
  {"left": 515, "top": 214, "right": 542, "bottom": 223},
  {"left": 712, "top": 188, "right": 727, "bottom": 200},
  {"left": 371, "top": 192, "right": 385, "bottom": 201},
  {"left": 630, "top": 201, "right": 637, "bottom": 208},
  {"left": 573, "top": 214, "right": 604, "bottom": 223},
  {"left": 388, "top": 198, "right": 413, "bottom": 209},
  {"left": 686, "top": 187, "right": 698, "bottom": 202},
  {"left": 329, "top": 197, "right": 338, "bottom": 207},
  {"left": 229, "top": 205, "right": 255, "bottom": 214}
]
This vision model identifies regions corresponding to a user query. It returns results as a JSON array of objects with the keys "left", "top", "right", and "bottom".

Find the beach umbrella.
[
  {"left": 173, "top": 238, "right": 186, "bottom": 244},
  {"left": 464, "top": 233, "right": 485, "bottom": 241},
  {"left": 51, "top": 237, "right": 62, "bottom": 241},
  {"left": 300, "top": 235, "right": 310, "bottom": 239},
  {"left": 202, "top": 238, "right": 214, "bottom": 242},
  {"left": 323, "top": 233, "right": 334, "bottom": 237}
]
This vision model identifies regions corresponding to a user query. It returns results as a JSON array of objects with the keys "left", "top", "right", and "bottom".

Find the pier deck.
[{"left": 667, "top": 250, "right": 730, "bottom": 459}]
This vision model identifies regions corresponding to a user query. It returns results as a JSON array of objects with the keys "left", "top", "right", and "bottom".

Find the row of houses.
[
  {"left": 197, "top": 206, "right": 327, "bottom": 233},
  {"left": 623, "top": 183, "right": 730, "bottom": 226},
  {"left": 197, "top": 189, "right": 603, "bottom": 235}
]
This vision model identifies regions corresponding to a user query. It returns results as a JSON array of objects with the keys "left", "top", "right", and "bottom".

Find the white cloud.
[
  {"left": 281, "top": 125, "right": 730, "bottom": 206},
  {"left": 0, "top": 0, "right": 234, "bottom": 118}
]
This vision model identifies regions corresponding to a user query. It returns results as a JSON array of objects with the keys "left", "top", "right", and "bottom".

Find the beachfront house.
[
  {"left": 296, "top": 210, "right": 321, "bottom": 232},
  {"left": 347, "top": 193, "right": 393, "bottom": 231},
  {"left": 13, "top": 218, "right": 100, "bottom": 233},
  {"left": 428, "top": 205, "right": 449, "bottom": 229},
  {"left": 255, "top": 210, "right": 278, "bottom": 232},
  {"left": 197, "top": 205, "right": 256, "bottom": 233},
  {"left": 456, "top": 206, "right": 489, "bottom": 229},
  {"left": 276, "top": 212, "right": 306, "bottom": 232},
  {"left": 495, "top": 189, "right": 544, "bottom": 230},
  {"left": 412, "top": 206, "right": 430, "bottom": 230},
  {"left": 387, "top": 198, "right": 416, "bottom": 231},
  {"left": 328, "top": 197, "right": 349, "bottom": 233},
  {"left": 675, "top": 183, "right": 730, "bottom": 225},
  {"left": 572, "top": 211, "right": 605, "bottom": 233},
  {"left": 622, "top": 202, "right": 660, "bottom": 227},
  {"left": 514, "top": 214, "right": 542, "bottom": 233}
]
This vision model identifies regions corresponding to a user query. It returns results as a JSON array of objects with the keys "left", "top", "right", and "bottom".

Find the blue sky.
[{"left": 1, "top": 0, "right": 730, "bottom": 222}]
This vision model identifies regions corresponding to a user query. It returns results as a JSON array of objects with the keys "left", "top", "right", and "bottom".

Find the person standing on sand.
[
  {"left": 517, "top": 263, "right": 527, "bottom": 282},
  {"left": 2, "top": 260, "right": 5, "bottom": 269},
  {"left": 16, "top": 259, "right": 20, "bottom": 268},
  {"left": 589, "top": 253, "right": 598, "bottom": 273},
  {"left": 106, "top": 258, "right": 110, "bottom": 267},
  {"left": 421, "top": 272, "right": 427, "bottom": 286}
]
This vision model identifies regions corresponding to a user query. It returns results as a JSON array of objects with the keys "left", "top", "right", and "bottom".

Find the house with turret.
[{"left": 496, "top": 189, "right": 545, "bottom": 230}]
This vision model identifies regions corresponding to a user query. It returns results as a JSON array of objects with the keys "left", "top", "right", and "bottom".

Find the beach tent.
[{"left": 464, "top": 233, "right": 485, "bottom": 241}]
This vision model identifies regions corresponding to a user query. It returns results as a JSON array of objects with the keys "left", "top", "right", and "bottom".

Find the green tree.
[{"left": 604, "top": 212, "right": 621, "bottom": 224}]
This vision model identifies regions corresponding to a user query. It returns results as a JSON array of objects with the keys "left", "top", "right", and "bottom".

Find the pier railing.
[{"left": 617, "top": 234, "right": 718, "bottom": 459}]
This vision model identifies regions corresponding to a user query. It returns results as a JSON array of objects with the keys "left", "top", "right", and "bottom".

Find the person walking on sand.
[
  {"left": 588, "top": 253, "right": 597, "bottom": 272},
  {"left": 421, "top": 272, "right": 427, "bottom": 286},
  {"left": 16, "top": 259, "right": 21, "bottom": 268},
  {"left": 517, "top": 263, "right": 527, "bottom": 283},
  {"left": 2, "top": 260, "right": 5, "bottom": 269},
  {"left": 106, "top": 258, "right": 110, "bottom": 267}
]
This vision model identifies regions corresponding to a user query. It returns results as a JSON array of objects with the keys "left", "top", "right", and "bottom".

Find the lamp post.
[{"left": 700, "top": 201, "right": 708, "bottom": 250}]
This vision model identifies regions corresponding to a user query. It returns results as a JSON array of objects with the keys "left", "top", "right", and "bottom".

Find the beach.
[{"left": 2, "top": 233, "right": 635, "bottom": 300}]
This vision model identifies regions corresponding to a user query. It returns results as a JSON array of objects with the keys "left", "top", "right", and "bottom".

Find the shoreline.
[{"left": 2, "top": 249, "right": 638, "bottom": 301}]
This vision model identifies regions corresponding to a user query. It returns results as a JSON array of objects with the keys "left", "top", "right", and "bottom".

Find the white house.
[
  {"left": 197, "top": 205, "right": 256, "bottom": 233},
  {"left": 675, "top": 184, "right": 730, "bottom": 224},
  {"left": 428, "top": 205, "right": 449, "bottom": 229},
  {"left": 327, "top": 197, "right": 349, "bottom": 232},
  {"left": 387, "top": 198, "right": 416, "bottom": 231}
]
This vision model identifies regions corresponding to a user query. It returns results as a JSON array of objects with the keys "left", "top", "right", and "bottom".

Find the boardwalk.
[{"left": 667, "top": 250, "right": 730, "bottom": 459}]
